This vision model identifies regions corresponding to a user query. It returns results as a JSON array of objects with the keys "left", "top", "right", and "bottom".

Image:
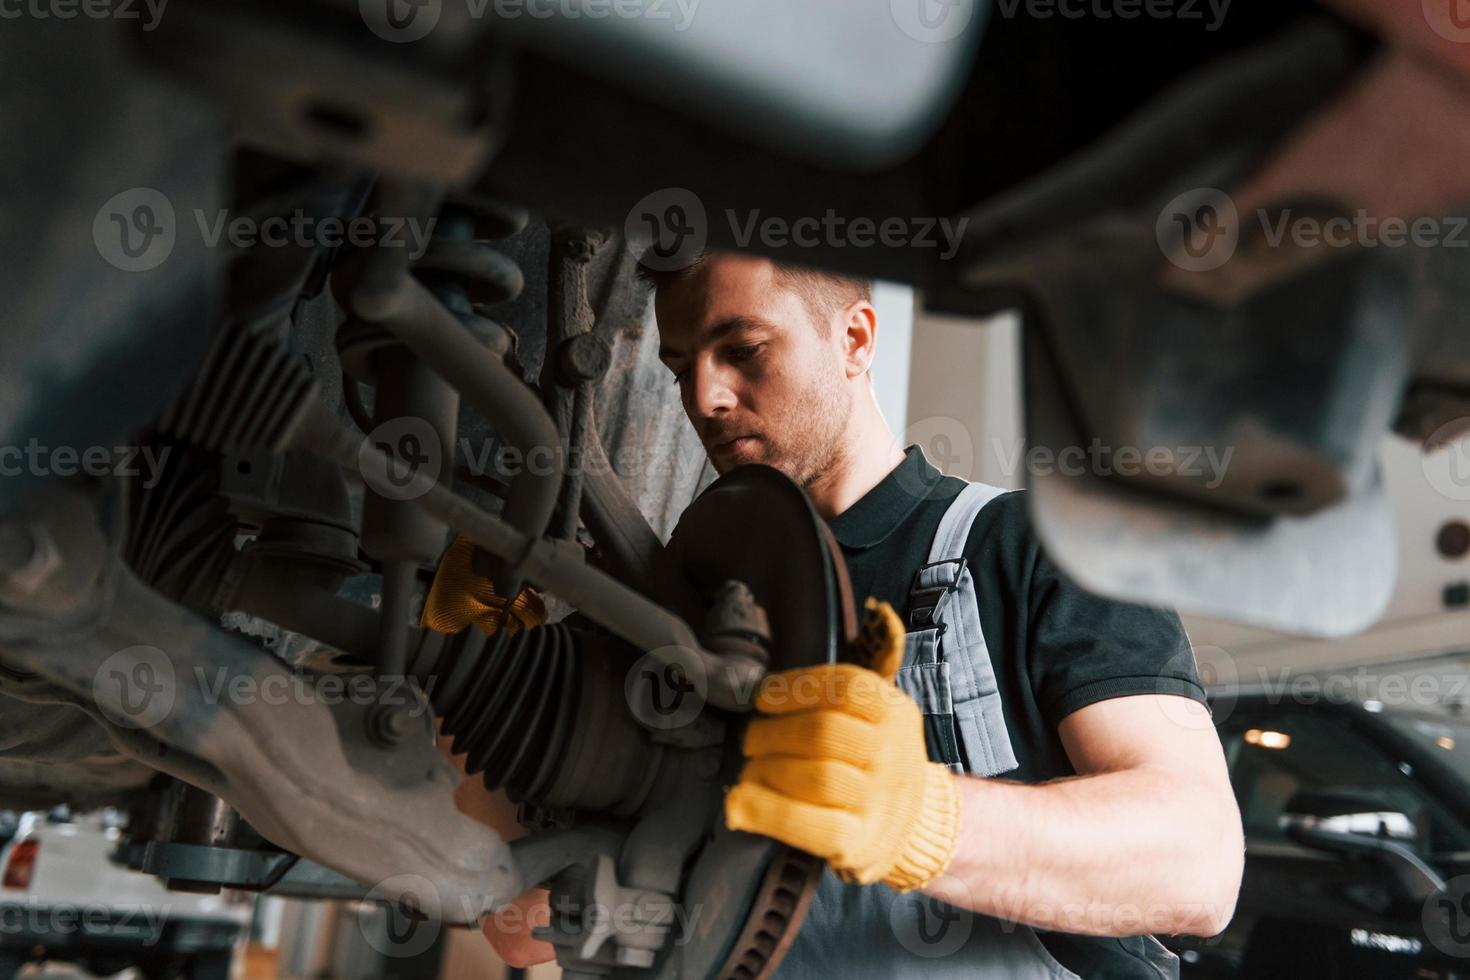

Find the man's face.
[{"left": 656, "top": 255, "right": 854, "bottom": 486}]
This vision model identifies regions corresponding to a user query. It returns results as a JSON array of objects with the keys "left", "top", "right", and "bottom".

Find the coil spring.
[
  {"left": 336, "top": 195, "right": 527, "bottom": 386},
  {"left": 409, "top": 622, "right": 579, "bottom": 805}
]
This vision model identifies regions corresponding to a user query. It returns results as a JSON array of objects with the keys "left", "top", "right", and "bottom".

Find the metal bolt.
[
  {"left": 367, "top": 702, "right": 417, "bottom": 748},
  {"left": 558, "top": 333, "right": 612, "bottom": 385}
]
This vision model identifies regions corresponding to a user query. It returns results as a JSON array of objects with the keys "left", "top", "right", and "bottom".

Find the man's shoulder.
[{"left": 927, "top": 476, "right": 1030, "bottom": 558}]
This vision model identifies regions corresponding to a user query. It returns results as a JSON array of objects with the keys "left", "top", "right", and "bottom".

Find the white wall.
[
  {"left": 904, "top": 308, "right": 1022, "bottom": 488},
  {"left": 871, "top": 280, "right": 914, "bottom": 435}
]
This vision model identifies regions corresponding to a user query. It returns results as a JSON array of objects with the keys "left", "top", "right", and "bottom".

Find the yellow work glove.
[
  {"left": 724, "top": 598, "right": 962, "bottom": 891},
  {"left": 421, "top": 536, "right": 547, "bottom": 635}
]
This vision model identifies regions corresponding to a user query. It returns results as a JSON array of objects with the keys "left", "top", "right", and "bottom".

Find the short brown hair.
[{"left": 636, "top": 252, "right": 872, "bottom": 336}]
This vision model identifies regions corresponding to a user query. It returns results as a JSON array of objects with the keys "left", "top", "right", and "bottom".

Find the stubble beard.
[{"left": 774, "top": 375, "right": 854, "bottom": 492}]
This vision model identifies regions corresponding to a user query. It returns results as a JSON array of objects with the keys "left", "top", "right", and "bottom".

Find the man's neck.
[{"left": 803, "top": 400, "right": 906, "bottom": 521}]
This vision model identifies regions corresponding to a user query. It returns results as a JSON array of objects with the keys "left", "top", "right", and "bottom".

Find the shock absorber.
[{"left": 336, "top": 192, "right": 528, "bottom": 680}]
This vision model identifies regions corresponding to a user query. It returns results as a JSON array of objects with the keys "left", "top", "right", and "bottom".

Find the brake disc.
[{"left": 642, "top": 464, "right": 857, "bottom": 979}]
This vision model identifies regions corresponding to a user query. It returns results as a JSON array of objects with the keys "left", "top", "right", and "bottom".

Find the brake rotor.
[
  {"left": 646, "top": 464, "right": 858, "bottom": 980},
  {"left": 665, "top": 464, "right": 858, "bottom": 673}
]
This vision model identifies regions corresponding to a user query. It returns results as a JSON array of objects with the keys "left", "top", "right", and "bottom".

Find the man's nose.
[{"left": 688, "top": 363, "right": 738, "bottom": 419}]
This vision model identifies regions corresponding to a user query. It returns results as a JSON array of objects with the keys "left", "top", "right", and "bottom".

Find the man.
[{"left": 462, "top": 251, "right": 1244, "bottom": 977}]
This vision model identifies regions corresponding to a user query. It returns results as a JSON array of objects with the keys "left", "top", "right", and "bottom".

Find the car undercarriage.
[{"left": 2, "top": 1, "right": 1468, "bottom": 976}]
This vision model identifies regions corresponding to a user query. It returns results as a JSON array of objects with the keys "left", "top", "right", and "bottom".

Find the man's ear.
[{"left": 841, "top": 302, "right": 879, "bottom": 379}]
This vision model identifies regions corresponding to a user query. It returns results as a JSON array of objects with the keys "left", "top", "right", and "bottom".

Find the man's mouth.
[{"left": 710, "top": 435, "right": 759, "bottom": 455}]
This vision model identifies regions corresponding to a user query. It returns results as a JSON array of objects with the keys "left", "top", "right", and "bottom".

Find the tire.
[{"left": 186, "top": 951, "right": 234, "bottom": 980}]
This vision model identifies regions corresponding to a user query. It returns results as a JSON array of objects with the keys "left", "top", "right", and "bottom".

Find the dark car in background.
[{"left": 1171, "top": 694, "right": 1470, "bottom": 979}]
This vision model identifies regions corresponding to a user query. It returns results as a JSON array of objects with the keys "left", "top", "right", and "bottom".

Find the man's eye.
[
  {"left": 670, "top": 368, "right": 689, "bottom": 386},
  {"left": 729, "top": 344, "right": 764, "bottom": 363}
]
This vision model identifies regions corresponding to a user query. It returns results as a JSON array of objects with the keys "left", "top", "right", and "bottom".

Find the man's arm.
[
  {"left": 923, "top": 694, "right": 1244, "bottom": 938},
  {"left": 724, "top": 601, "right": 1245, "bottom": 940},
  {"left": 443, "top": 737, "right": 557, "bottom": 968}
]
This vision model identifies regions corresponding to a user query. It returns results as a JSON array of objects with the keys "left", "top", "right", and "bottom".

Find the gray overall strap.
[
  {"left": 908, "top": 482, "right": 1009, "bottom": 631},
  {"left": 907, "top": 481, "right": 1019, "bottom": 778}
]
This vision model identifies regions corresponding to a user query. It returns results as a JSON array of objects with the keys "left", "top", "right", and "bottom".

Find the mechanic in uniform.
[{"left": 435, "top": 251, "right": 1245, "bottom": 978}]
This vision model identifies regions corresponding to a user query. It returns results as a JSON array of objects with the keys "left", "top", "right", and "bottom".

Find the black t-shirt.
[{"left": 828, "top": 445, "right": 1206, "bottom": 977}]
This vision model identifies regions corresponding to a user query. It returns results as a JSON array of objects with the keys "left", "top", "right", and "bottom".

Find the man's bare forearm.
[
  {"left": 442, "top": 735, "right": 558, "bottom": 966},
  {"left": 922, "top": 766, "right": 1243, "bottom": 938}
]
